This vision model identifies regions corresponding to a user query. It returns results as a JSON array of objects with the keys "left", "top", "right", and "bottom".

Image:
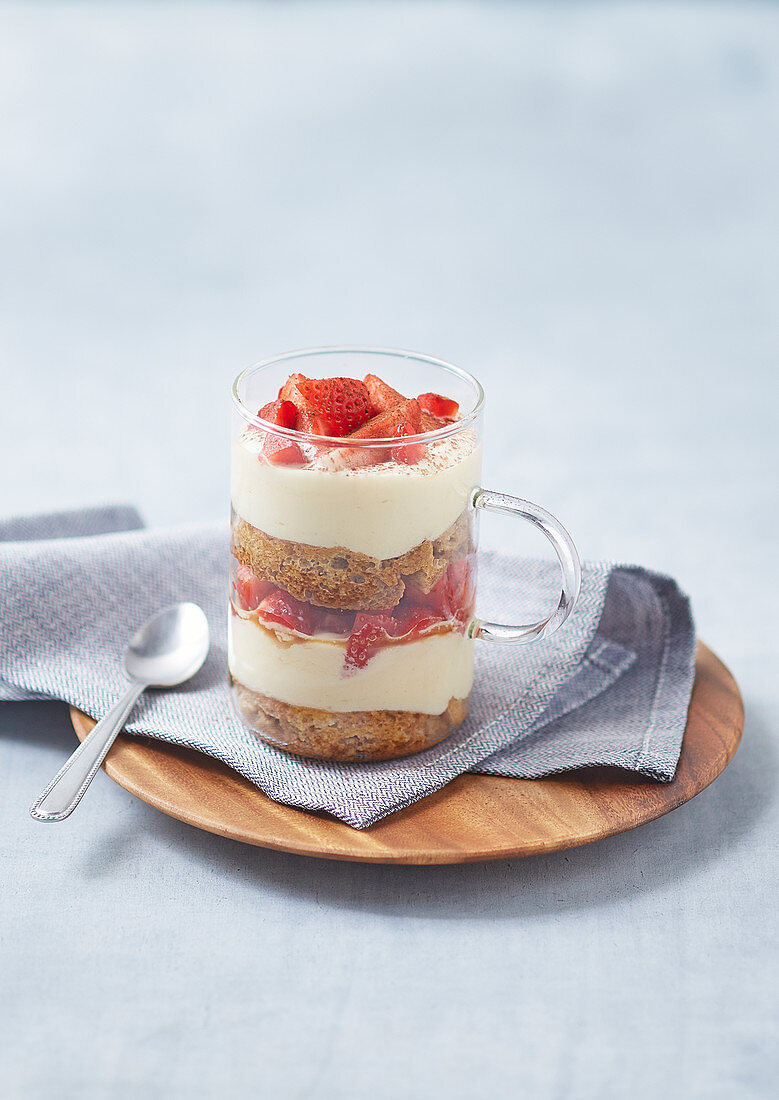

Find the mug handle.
[{"left": 469, "top": 488, "right": 582, "bottom": 644}]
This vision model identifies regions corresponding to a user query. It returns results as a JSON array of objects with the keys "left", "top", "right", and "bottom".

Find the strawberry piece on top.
[
  {"left": 280, "top": 375, "right": 374, "bottom": 435},
  {"left": 277, "top": 372, "right": 308, "bottom": 406},
  {"left": 319, "top": 398, "right": 422, "bottom": 471},
  {"left": 296, "top": 411, "right": 344, "bottom": 438},
  {"left": 348, "top": 397, "right": 422, "bottom": 439},
  {"left": 258, "top": 399, "right": 298, "bottom": 429},
  {"left": 391, "top": 421, "right": 426, "bottom": 465},
  {"left": 256, "top": 396, "right": 304, "bottom": 464},
  {"left": 363, "top": 373, "right": 405, "bottom": 414},
  {"left": 418, "top": 392, "right": 459, "bottom": 420},
  {"left": 261, "top": 433, "right": 306, "bottom": 466}
]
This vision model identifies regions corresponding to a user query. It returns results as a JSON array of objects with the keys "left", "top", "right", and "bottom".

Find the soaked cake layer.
[
  {"left": 231, "top": 679, "right": 470, "bottom": 762},
  {"left": 231, "top": 509, "right": 474, "bottom": 612}
]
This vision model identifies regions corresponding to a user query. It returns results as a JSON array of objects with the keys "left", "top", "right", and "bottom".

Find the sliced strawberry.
[
  {"left": 348, "top": 397, "right": 422, "bottom": 439},
  {"left": 446, "top": 558, "right": 476, "bottom": 621},
  {"left": 315, "top": 397, "right": 423, "bottom": 471},
  {"left": 418, "top": 392, "right": 459, "bottom": 419},
  {"left": 316, "top": 608, "right": 355, "bottom": 636},
  {"left": 257, "top": 589, "right": 316, "bottom": 635},
  {"left": 258, "top": 399, "right": 298, "bottom": 429},
  {"left": 278, "top": 372, "right": 308, "bottom": 405},
  {"left": 363, "top": 373, "right": 405, "bottom": 414},
  {"left": 344, "top": 612, "right": 398, "bottom": 670},
  {"left": 391, "top": 421, "right": 426, "bottom": 465},
  {"left": 324, "top": 399, "right": 421, "bottom": 470},
  {"left": 411, "top": 559, "right": 475, "bottom": 621},
  {"left": 297, "top": 411, "right": 344, "bottom": 438},
  {"left": 392, "top": 605, "right": 441, "bottom": 638},
  {"left": 261, "top": 433, "right": 306, "bottom": 466},
  {"left": 410, "top": 571, "right": 447, "bottom": 615},
  {"left": 232, "top": 563, "right": 274, "bottom": 611}
]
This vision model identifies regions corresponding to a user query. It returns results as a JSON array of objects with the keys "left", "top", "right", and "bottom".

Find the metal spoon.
[{"left": 30, "top": 602, "right": 210, "bottom": 823}]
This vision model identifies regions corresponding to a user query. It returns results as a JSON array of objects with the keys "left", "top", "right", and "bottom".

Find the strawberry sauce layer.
[{"left": 231, "top": 559, "right": 475, "bottom": 671}]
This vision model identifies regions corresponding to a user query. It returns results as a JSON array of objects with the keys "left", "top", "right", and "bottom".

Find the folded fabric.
[{"left": 0, "top": 507, "right": 696, "bottom": 828}]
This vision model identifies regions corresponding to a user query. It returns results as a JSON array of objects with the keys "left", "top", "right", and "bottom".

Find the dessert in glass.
[{"left": 229, "top": 347, "right": 581, "bottom": 762}]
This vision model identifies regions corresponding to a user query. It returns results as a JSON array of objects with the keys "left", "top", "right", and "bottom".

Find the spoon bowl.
[{"left": 124, "top": 602, "right": 211, "bottom": 687}]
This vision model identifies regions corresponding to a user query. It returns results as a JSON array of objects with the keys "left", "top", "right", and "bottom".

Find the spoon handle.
[{"left": 30, "top": 681, "right": 147, "bottom": 822}]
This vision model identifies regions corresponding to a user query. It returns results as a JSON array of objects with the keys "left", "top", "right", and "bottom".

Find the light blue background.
[{"left": 1, "top": 3, "right": 777, "bottom": 1097}]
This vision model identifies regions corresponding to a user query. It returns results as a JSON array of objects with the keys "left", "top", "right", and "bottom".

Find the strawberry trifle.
[{"left": 229, "top": 354, "right": 483, "bottom": 762}]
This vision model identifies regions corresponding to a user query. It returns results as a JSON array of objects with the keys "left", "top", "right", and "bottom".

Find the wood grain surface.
[{"left": 69, "top": 641, "right": 743, "bottom": 864}]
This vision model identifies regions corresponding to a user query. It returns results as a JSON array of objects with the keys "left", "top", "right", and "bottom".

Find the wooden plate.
[{"left": 70, "top": 641, "right": 743, "bottom": 864}]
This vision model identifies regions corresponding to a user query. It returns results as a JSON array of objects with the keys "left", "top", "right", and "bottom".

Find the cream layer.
[
  {"left": 228, "top": 614, "right": 474, "bottom": 714},
  {"left": 231, "top": 431, "right": 481, "bottom": 560}
]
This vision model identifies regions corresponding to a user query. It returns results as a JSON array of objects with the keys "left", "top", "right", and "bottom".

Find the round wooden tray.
[{"left": 70, "top": 641, "right": 743, "bottom": 865}]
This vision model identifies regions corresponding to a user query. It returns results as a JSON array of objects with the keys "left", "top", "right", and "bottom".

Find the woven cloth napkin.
[{"left": 0, "top": 506, "right": 696, "bottom": 828}]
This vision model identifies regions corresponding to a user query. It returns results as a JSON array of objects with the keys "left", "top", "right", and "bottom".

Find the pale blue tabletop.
[{"left": 1, "top": 3, "right": 777, "bottom": 1098}]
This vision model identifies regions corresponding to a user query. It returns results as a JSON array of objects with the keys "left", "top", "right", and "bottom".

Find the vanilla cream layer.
[
  {"left": 228, "top": 615, "right": 474, "bottom": 714},
  {"left": 231, "top": 431, "right": 482, "bottom": 560}
]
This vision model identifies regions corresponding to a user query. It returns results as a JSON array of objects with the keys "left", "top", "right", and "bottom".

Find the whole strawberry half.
[{"left": 279, "top": 374, "right": 374, "bottom": 435}]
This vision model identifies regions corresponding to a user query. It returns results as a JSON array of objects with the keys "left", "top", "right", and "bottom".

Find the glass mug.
[{"left": 228, "top": 347, "right": 581, "bottom": 762}]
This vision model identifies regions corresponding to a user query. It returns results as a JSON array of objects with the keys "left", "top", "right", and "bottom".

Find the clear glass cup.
[{"left": 229, "top": 347, "right": 581, "bottom": 762}]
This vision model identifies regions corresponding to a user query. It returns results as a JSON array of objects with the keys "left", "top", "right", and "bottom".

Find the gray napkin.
[{"left": 0, "top": 507, "right": 696, "bottom": 828}]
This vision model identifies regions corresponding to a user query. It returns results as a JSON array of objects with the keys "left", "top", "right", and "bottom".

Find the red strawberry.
[
  {"left": 414, "top": 572, "right": 447, "bottom": 615},
  {"left": 316, "top": 608, "right": 355, "bottom": 636},
  {"left": 257, "top": 589, "right": 316, "bottom": 635},
  {"left": 391, "top": 421, "right": 426, "bottom": 465},
  {"left": 278, "top": 372, "right": 308, "bottom": 405},
  {"left": 418, "top": 392, "right": 459, "bottom": 420},
  {"left": 413, "top": 559, "right": 475, "bottom": 621},
  {"left": 322, "top": 399, "right": 421, "bottom": 470},
  {"left": 258, "top": 399, "right": 298, "bottom": 429},
  {"left": 363, "top": 373, "right": 405, "bottom": 413},
  {"left": 348, "top": 398, "right": 422, "bottom": 439},
  {"left": 446, "top": 558, "right": 476, "bottom": 621},
  {"left": 297, "top": 411, "right": 344, "bottom": 438},
  {"left": 232, "top": 563, "right": 274, "bottom": 611},
  {"left": 279, "top": 374, "right": 373, "bottom": 434},
  {"left": 344, "top": 612, "right": 397, "bottom": 670},
  {"left": 392, "top": 605, "right": 441, "bottom": 638},
  {"left": 261, "top": 433, "right": 306, "bottom": 466}
]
